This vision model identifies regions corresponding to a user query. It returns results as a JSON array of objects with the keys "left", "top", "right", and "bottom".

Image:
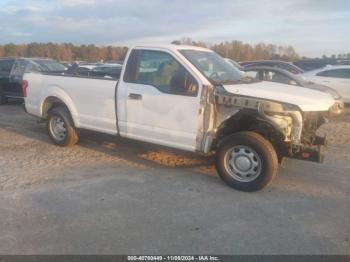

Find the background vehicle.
[
  {"left": 0, "top": 57, "right": 66, "bottom": 104},
  {"left": 294, "top": 58, "right": 350, "bottom": 72},
  {"left": 244, "top": 66, "right": 344, "bottom": 114},
  {"left": 65, "top": 64, "right": 96, "bottom": 76},
  {"left": 224, "top": 58, "right": 243, "bottom": 70},
  {"left": 24, "top": 45, "right": 336, "bottom": 192},
  {"left": 65, "top": 63, "right": 122, "bottom": 79},
  {"left": 302, "top": 65, "right": 350, "bottom": 103},
  {"left": 60, "top": 62, "right": 71, "bottom": 68},
  {"left": 90, "top": 64, "right": 123, "bottom": 79},
  {"left": 105, "top": 60, "right": 124, "bottom": 65},
  {"left": 240, "top": 60, "right": 304, "bottom": 74}
]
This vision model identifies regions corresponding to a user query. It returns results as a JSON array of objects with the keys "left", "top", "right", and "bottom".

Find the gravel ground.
[{"left": 0, "top": 102, "right": 349, "bottom": 254}]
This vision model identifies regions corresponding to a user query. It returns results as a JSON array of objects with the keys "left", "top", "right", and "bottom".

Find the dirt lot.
[{"left": 0, "top": 102, "right": 349, "bottom": 254}]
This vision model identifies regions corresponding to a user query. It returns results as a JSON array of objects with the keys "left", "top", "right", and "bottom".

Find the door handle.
[{"left": 128, "top": 93, "right": 142, "bottom": 100}]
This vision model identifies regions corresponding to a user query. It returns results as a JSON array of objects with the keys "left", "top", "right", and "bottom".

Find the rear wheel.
[
  {"left": 47, "top": 106, "right": 79, "bottom": 146},
  {"left": 215, "top": 131, "right": 278, "bottom": 192}
]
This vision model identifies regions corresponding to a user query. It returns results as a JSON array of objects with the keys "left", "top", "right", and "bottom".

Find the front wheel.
[
  {"left": 215, "top": 131, "right": 278, "bottom": 192},
  {"left": 47, "top": 106, "right": 79, "bottom": 146}
]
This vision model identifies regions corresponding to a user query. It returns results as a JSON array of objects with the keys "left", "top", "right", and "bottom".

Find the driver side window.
[{"left": 124, "top": 50, "right": 198, "bottom": 96}]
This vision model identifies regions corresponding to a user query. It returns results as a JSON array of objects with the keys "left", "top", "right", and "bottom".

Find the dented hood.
[{"left": 223, "top": 81, "right": 335, "bottom": 112}]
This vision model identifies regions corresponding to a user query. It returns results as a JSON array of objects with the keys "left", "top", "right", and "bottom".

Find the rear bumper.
[{"left": 289, "top": 145, "right": 325, "bottom": 163}]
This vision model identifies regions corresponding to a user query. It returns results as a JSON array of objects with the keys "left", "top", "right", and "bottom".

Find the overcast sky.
[{"left": 0, "top": 0, "right": 349, "bottom": 57}]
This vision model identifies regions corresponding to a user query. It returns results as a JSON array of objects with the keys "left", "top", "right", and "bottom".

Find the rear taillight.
[{"left": 22, "top": 80, "right": 28, "bottom": 97}]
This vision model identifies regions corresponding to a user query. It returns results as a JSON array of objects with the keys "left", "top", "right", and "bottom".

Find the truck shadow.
[
  {"left": 78, "top": 129, "right": 214, "bottom": 170},
  {"left": 0, "top": 103, "right": 214, "bottom": 173}
]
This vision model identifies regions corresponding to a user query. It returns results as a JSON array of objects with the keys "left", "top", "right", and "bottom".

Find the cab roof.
[{"left": 132, "top": 44, "right": 212, "bottom": 52}]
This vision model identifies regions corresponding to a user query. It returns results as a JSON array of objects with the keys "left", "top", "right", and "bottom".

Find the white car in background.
[{"left": 302, "top": 65, "right": 350, "bottom": 103}]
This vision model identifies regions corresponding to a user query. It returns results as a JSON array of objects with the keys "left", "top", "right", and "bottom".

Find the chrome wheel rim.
[
  {"left": 224, "top": 145, "right": 262, "bottom": 182},
  {"left": 49, "top": 116, "right": 67, "bottom": 141}
]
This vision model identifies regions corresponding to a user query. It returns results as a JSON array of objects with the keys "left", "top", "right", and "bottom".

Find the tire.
[
  {"left": 47, "top": 106, "right": 79, "bottom": 146},
  {"left": 215, "top": 131, "right": 278, "bottom": 192},
  {"left": 0, "top": 95, "right": 8, "bottom": 105}
]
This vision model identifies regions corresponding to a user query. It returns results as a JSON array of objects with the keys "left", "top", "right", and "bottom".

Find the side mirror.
[
  {"left": 185, "top": 74, "right": 198, "bottom": 96},
  {"left": 170, "top": 68, "right": 198, "bottom": 96},
  {"left": 170, "top": 68, "right": 186, "bottom": 91}
]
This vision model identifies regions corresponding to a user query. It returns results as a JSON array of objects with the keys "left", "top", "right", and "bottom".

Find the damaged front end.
[
  {"left": 196, "top": 85, "right": 328, "bottom": 163},
  {"left": 288, "top": 112, "right": 328, "bottom": 163}
]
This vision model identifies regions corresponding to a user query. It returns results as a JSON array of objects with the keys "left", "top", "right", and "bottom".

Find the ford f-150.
[{"left": 23, "top": 45, "right": 337, "bottom": 191}]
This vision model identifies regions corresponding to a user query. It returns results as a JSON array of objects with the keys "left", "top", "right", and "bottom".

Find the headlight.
[
  {"left": 258, "top": 101, "right": 303, "bottom": 143},
  {"left": 329, "top": 101, "right": 344, "bottom": 116}
]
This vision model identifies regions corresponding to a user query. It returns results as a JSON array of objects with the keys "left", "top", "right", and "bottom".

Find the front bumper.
[
  {"left": 288, "top": 135, "right": 326, "bottom": 163},
  {"left": 287, "top": 111, "right": 327, "bottom": 163}
]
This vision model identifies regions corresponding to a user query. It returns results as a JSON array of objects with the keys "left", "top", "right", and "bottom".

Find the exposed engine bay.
[{"left": 196, "top": 85, "right": 328, "bottom": 163}]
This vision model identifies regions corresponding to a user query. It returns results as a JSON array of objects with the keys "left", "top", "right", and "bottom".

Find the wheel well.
[
  {"left": 42, "top": 96, "right": 70, "bottom": 119},
  {"left": 214, "top": 111, "right": 286, "bottom": 157}
]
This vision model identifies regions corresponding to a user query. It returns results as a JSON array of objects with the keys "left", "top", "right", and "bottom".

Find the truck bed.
[
  {"left": 24, "top": 72, "right": 119, "bottom": 135},
  {"left": 42, "top": 72, "right": 120, "bottom": 81}
]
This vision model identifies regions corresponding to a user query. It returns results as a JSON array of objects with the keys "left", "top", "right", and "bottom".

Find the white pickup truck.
[{"left": 24, "top": 45, "right": 337, "bottom": 191}]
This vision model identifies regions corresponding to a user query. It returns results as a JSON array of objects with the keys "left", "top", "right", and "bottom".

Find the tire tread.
[
  {"left": 215, "top": 131, "right": 278, "bottom": 192},
  {"left": 47, "top": 106, "right": 79, "bottom": 147}
]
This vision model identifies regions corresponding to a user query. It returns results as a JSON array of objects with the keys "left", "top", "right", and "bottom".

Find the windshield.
[{"left": 179, "top": 50, "right": 245, "bottom": 85}]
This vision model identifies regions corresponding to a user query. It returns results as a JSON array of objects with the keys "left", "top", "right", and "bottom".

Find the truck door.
[{"left": 119, "top": 49, "right": 201, "bottom": 152}]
